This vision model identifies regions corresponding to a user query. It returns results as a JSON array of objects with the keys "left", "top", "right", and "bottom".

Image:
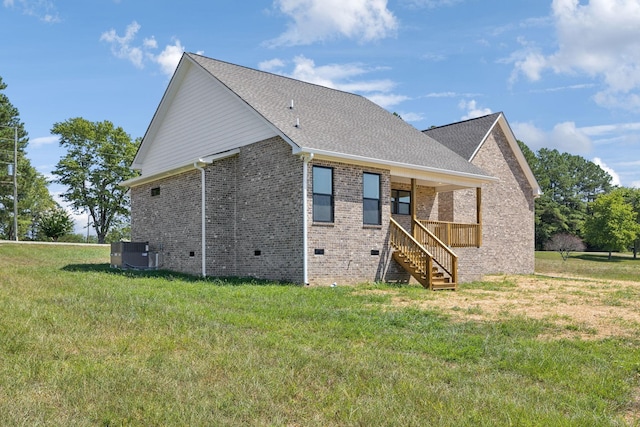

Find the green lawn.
[
  {"left": 1, "top": 243, "right": 639, "bottom": 426},
  {"left": 536, "top": 250, "right": 640, "bottom": 281}
]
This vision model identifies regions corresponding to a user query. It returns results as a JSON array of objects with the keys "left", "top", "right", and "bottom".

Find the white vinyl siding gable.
[{"left": 137, "top": 63, "right": 278, "bottom": 176}]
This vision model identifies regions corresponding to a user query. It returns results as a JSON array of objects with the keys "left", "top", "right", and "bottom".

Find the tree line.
[
  {"left": 519, "top": 141, "right": 640, "bottom": 258},
  {"left": 2, "top": 72, "right": 640, "bottom": 251},
  {"left": 0, "top": 76, "right": 138, "bottom": 243}
]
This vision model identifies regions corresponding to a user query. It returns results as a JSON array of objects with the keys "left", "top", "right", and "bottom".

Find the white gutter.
[
  {"left": 302, "top": 153, "right": 313, "bottom": 285},
  {"left": 121, "top": 149, "right": 240, "bottom": 188},
  {"left": 291, "top": 147, "right": 498, "bottom": 184},
  {"left": 194, "top": 158, "right": 211, "bottom": 277}
]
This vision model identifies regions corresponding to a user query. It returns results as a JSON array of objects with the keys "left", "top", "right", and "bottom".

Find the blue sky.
[{"left": 2, "top": 0, "right": 640, "bottom": 232}]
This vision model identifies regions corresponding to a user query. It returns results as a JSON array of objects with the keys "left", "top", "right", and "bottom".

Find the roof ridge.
[
  {"left": 186, "top": 52, "right": 370, "bottom": 101},
  {"left": 181, "top": 52, "right": 493, "bottom": 181},
  {"left": 423, "top": 112, "right": 502, "bottom": 132}
]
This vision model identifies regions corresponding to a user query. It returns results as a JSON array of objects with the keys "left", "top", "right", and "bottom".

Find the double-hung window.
[
  {"left": 391, "top": 189, "right": 411, "bottom": 215},
  {"left": 313, "top": 166, "right": 333, "bottom": 222},
  {"left": 363, "top": 173, "right": 381, "bottom": 225}
]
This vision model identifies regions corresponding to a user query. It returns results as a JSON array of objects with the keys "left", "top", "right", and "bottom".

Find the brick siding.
[
  {"left": 131, "top": 136, "right": 304, "bottom": 282},
  {"left": 131, "top": 127, "right": 534, "bottom": 285},
  {"left": 450, "top": 126, "right": 535, "bottom": 282},
  {"left": 307, "top": 160, "right": 392, "bottom": 285}
]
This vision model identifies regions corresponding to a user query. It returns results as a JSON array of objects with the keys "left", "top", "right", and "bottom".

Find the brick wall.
[
  {"left": 131, "top": 136, "right": 304, "bottom": 282},
  {"left": 307, "top": 160, "right": 392, "bottom": 285},
  {"left": 234, "top": 137, "right": 304, "bottom": 283},
  {"left": 451, "top": 126, "right": 535, "bottom": 281},
  {"left": 131, "top": 127, "right": 534, "bottom": 285},
  {"left": 131, "top": 170, "right": 203, "bottom": 275}
]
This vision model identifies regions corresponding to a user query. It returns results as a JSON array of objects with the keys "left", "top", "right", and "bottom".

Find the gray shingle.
[
  {"left": 188, "top": 53, "right": 491, "bottom": 178},
  {"left": 422, "top": 113, "right": 502, "bottom": 160}
]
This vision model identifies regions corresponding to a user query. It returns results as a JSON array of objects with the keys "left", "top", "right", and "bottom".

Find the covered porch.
[{"left": 388, "top": 176, "right": 484, "bottom": 290}]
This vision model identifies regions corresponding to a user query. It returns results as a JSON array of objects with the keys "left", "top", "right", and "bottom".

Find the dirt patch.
[{"left": 361, "top": 274, "right": 640, "bottom": 340}]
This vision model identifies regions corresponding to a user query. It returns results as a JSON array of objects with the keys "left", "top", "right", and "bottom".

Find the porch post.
[
  {"left": 411, "top": 178, "right": 418, "bottom": 236},
  {"left": 476, "top": 187, "right": 482, "bottom": 247}
]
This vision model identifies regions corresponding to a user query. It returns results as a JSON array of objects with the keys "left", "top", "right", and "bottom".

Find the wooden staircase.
[{"left": 389, "top": 218, "right": 457, "bottom": 290}]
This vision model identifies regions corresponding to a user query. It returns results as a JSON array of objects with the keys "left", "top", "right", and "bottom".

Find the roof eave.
[
  {"left": 121, "top": 149, "right": 240, "bottom": 188},
  {"left": 293, "top": 147, "right": 498, "bottom": 186},
  {"left": 471, "top": 113, "right": 542, "bottom": 198}
]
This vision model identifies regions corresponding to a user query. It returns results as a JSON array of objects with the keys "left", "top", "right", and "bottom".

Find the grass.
[
  {"left": 536, "top": 250, "right": 640, "bottom": 281},
  {"left": 1, "top": 243, "right": 639, "bottom": 425}
]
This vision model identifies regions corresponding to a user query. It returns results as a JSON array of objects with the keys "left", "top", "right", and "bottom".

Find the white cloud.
[
  {"left": 100, "top": 21, "right": 145, "bottom": 68},
  {"left": 459, "top": 99, "right": 492, "bottom": 120},
  {"left": 267, "top": 0, "right": 398, "bottom": 46},
  {"left": 143, "top": 37, "right": 158, "bottom": 49},
  {"left": 511, "top": 121, "right": 548, "bottom": 148},
  {"left": 3, "top": 0, "right": 60, "bottom": 22},
  {"left": 619, "top": 160, "right": 640, "bottom": 167},
  {"left": 152, "top": 40, "right": 186, "bottom": 76},
  {"left": 512, "top": 121, "right": 593, "bottom": 154},
  {"left": 529, "top": 83, "right": 596, "bottom": 93},
  {"left": 50, "top": 191, "right": 94, "bottom": 236},
  {"left": 100, "top": 21, "right": 198, "bottom": 77},
  {"left": 30, "top": 135, "right": 58, "bottom": 148},
  {"left": 422, "top": 53, "right": 447, "bottom": 62},
  {"left": 511, "top": 0, "right": 640, "bottom": 111},
  {"left": 258, "top": 58, "right": 286, "bottom": 72},
  {"left": 259, "top": 55, "right": 410, "bottom": 109},
  {"left": 366, "top": 93, "right": 410, "bottom": 108},
  {"left": 395, "top": 111, "right": 425, "bottom": 122},
  {"left": 592, "top": 157, "right": 621, "bottom": 186},
  {"left": 631, "top": 180, "right": 640, "bottom": 188},
  {"left": 580, "top": 121, "right": 640, "bottom": 137},
  {"left": 402, "top": 0, "right": 462, "bottom": 8},
  {"left": 426, "top": 91, "right": 457, "bottom": 98}
]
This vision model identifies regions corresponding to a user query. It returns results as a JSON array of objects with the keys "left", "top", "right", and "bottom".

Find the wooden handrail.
[
  {"left": 418, "top": 220, "right": 480, "bottom": 248},
  {"left": 389, "top": 218, "right": 432, "bottom": 288},
  {"left": 413, "top": 220, "right": 458, "bottom": 284}
]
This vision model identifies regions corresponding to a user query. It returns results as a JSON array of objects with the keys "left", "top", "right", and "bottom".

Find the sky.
[{"left": 2, "top": 0, "right": 640, "bottom": 234}]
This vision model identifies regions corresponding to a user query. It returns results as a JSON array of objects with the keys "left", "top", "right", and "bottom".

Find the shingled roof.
[
  {"left": 422, "top": 112, "right": 502, "bottom": 161},
  {"left": 424, "top": 112, "right": 542, "bottom": 197},
  {"left": 187, "top": 53, "right": 491, "bottom": 180}
]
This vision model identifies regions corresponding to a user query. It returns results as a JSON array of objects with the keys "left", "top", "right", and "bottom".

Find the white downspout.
[
  {"left": 194, "top": 161, "right": 207, "bottom": 277},
  {"left": 302, "top": 153, "right": 313, "bottom": 285}
]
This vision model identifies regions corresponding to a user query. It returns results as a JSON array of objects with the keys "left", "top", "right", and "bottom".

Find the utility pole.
[
  {"left": 12, "top": 126, "right": 17, "bottom": 241},
  {"left": 1, "top": 125, "right": 18, "bottom": 241}
]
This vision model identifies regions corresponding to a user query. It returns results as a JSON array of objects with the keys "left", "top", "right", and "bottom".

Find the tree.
[
  {"left": 544, "top": 233, "right": 586, "bottom": 261},
  {"left": 105, "top": 217, "right": 131, "bottom": 243},
  {"left": 39, "top": 207, "right": 74, "bottom": 242},
  {"left": 618, "top": 187, "right": 640, "bottom": 259},
  {"left": 20, "top": 162, "right": 57, "bottom": 239},
  {"left": 518, "top": 142, "right": 614, "bottom": 249},
  {"left": 51, "top": 118, "right": 139, "bottom": 244},
  {"left": 0, "top": 76, "right": 56, "bottom": 240},
  {"left": 584, "top": 190, "right": 640, "bottom": 259}
]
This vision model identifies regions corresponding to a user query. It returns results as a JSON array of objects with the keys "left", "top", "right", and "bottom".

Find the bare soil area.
[{"left": 366, "top": 274, "right": 640, "bottom": 341}]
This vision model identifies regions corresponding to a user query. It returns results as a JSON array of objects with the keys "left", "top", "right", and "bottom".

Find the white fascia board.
[
  {"left": 121, "top": 149, "right": 239, "bottom": 188},
  {"left": 490, "top": 114, "right": 542, "bottom": 198},
  {"left": 133, "top": 54, "right": 300, "bottom": 171},
  {"left": 292, "top": 147, "right": 498, "bottom": 187},
  {"left": 131, "top": 55, "right": 191, "bottom": 170},
  {"left": 469, "top": 113, "right": 502, "bottom": 163},
  {"left": 186, "top": 55, "right": 300, "bottom": 153}
]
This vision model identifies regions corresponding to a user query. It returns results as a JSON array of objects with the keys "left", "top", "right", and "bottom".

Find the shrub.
[{"left": 545, "top": 233, "right": 586, "bottom": 261}]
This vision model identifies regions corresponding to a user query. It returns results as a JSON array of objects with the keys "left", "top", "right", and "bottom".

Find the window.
[
  {"left": 151, "top": 187, "right": 160, "bottom": 197},
  {"left": 313, "top": 166, "right": 333, "bottom": 222},
  {"left": 391, "top": 189, "right": 411, "bottom": 215},
  {"left": 363, "top": 173, "right": 381, "bottom": 225}
]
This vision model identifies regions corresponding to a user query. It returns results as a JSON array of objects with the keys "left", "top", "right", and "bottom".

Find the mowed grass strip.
[
  {"left": 536, "top": 250, "right": 640, "bottom": 282},
  {"left": 0, "top": 243, "right": 638, "bottom": 426}
]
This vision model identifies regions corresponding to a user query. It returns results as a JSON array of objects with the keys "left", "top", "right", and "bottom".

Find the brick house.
[{"left": 122, "top": 53, "right": 540, "bottom": 289}]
